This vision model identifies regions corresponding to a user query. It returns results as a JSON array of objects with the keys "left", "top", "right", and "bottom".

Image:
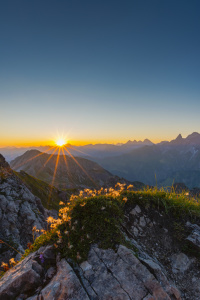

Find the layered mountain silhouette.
[
  {"left": 95, "top": 132, "right": 200, "bottom": 188},
  {"left": 1, "top": 139, "right": 154, "bottom": 162},
  {"left": 10, "top": 150, "right": 130, "bottom": 189},
  {"left": 7, "top": 132, "right": 200, "bottom": 189}
]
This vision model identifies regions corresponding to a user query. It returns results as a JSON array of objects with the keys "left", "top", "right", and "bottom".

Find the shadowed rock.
[{"left": 0, "top": 245, "right": 181, "bottom": 300}]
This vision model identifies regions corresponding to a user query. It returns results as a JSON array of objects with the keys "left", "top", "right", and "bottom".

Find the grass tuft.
[{"left": 4, "top": 184, "right": 200, "bottom": 272}]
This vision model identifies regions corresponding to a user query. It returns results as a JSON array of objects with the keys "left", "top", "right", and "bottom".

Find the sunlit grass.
[
  {"left": 1, "top": 183, "right": 200, "bottom": 278},
  {"left": 122, "top": 186, "right": 200, "bottom": 218},
  {"left": 18, "top": 184, "right": 200, "bottom": 261}
]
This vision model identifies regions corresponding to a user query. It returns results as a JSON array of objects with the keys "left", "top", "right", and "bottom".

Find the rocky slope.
[
  {"left": 1, "top": 188, "right": 200, "bottom": 299},
  {"left": 0, "top": 154, "right": 47, "bottom": 264},
  {"left": 10, "top": 150, "right": 136, "bottom": 190},
  {"left": 0, "top": 244, "right": 181, "bottom": 300},
  {"left": 10, "top": 150, "right": 118, "bottom": 189},
  {"left": 14, "top": 170, "right": 73, "bottom": 210}
]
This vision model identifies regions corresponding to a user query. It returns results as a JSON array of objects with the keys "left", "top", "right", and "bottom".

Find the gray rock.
[
  {"left": 186, "top": 222, "right": 200, "bottom": 249},
  {"left": 143, "top": 295, "right": 154, "bottom": 300},
  {"left": 0, "top": 245, "right": 181, "bottom": 300},
  {"left": 45, "top": 266, "right": 56, "bottom": 280},
  {"left": 139, "top": 216, "right": 146, "bottom": 227},
  {"left": 80, "top": 260, "right": 92, "bottom": 272},
  {"left": 80, "top": 245, "right": 180, "bottom": 300},
  {"left": 0, "top": 253, "right": 42, "bottom": 300},
  {"left": 0, "top": 159, "right": 46, "bottom": 263},
  {"left": 171, "top": 253, "right": 193, "bottom": 274},
  {"left": 135, "top": 205, "right": 141, "bottom": 213},
  {"left": 130, "top": 205, "right": 141, "bottom": 215},
  {"left": 131, "top": 226, "right": 139, "bottom": 236},
  {"left": 40, "top": 259, "right": 90, "bottom": 300}
]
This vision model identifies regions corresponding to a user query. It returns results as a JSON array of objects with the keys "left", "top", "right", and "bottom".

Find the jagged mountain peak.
[
  {"left": 0, "top": 154, "right": 13, "bottom": 178},
  {"left": 124, "top": 139, "right": 153, "bottom": 146},
  {"left": 125, "top": 140, "right": 134, "bottom": 145},
  {"left": 186, "top": 132, "right": 200, "bottom": 140},
  {"left": 175, "top": 133, "right": 183, "bottom": 140},
  {"left": 143, "top": 138, "right": 153, "bottom": 144},
  {"left": 0, "top": 154, "right": 10, "bottom": 169}
]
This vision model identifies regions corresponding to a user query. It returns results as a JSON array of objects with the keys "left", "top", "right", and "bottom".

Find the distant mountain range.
[
  {"left": 0, "top": 139, "right": 153, "bottom": 162},
  {"left": 94, "top": 132, "right": 200, "bottom": 188},
  {"left": 3, "top": 132, "right": 200, "bottom": 189},
  {"left": 10, "top": 150, "right": 133, "bottom": 189}
]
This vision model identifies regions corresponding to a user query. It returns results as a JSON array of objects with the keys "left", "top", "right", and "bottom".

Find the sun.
[{"left": 56, "top": 139, "right": 66, "bottom": 147}]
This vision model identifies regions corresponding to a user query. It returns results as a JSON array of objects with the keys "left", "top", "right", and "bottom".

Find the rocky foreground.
[
  {"left": 0, "top": 154, "right": 47, "bottom": 263},
  {"left": 1, "top": 198, "right": 200, "bottom": 299},
  {"left": 0, "top": 244, "right": 181, "bottom": 300}
]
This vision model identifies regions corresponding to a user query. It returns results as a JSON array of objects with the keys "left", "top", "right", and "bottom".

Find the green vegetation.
[
  {"left": 21, "top": 185, "right": 200, "bottom": 264},
  {"left": 22, "top": 193, "right": 127, "bottom": 262},
  {"left": 15, "top": 171, "right": 74, "bottom": 210},
  {"left": 58, "top": 195, "right": 125, "bottom": 261},
  {"left": 122, "top": 188, "right": 200, "bottom": 219},
  {"left": 1, "top": 184, "right": 198, "bottom": 275}
]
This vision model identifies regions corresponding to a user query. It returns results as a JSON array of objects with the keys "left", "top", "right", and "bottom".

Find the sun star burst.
[{"left": 56, "top": 139, "right": 66, "bottom": 147}]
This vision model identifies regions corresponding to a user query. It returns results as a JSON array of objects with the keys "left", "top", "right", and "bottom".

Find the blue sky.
[{"left": 0, "top": 0, "right": 200, "bottom": 146}]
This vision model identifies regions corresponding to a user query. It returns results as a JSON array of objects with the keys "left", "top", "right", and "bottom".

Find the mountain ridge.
[
  {"left": 10, "top": 150, "right": 134, "bottom": 190},
  {"left": 1, "top": 132, "right": 200, "bottom": 162}
]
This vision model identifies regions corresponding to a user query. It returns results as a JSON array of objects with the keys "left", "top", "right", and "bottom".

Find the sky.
[{"left": 0, "top": 0, "right": 200, "bottom": 146}]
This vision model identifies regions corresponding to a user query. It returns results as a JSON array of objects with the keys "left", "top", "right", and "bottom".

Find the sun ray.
[
  {"left": 35, "top": 147, "right": 59, "bottom": 177},
  {"left": 65, "top": 144, "right": 90, "bottom": 157},
  {"left": 61, "top": 147, "right": 77, "bottom": 186},
  {"left": 48, "top": 148, "right": 61, "bottom": 203},
  {"left": 12, "top": 146, "right": 57, "bottom": 170},
  {"left": 63, "top": 146, "right": 98, "bottom": 188},
  {"left": 44, "top": 147, "right": 59, "bottom": 166},
  {"left": 51, "top": 148, "right": 61, "bottom": 187}
]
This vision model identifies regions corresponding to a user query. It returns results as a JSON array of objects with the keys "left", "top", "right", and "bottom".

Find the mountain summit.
[
  {"left": 176, "top": 133, "right": 183, "bottom": 141},
  {"left": 0, "top": 154, "right": 10, "bottom": 171}
]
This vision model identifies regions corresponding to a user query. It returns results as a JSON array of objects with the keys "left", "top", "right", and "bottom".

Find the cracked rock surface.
[
  {"left": 0, "top": 244, "right": 181, "bottom": 300},
  {"left": 0, "top": 155, "right": 46, "bottom": 263}
]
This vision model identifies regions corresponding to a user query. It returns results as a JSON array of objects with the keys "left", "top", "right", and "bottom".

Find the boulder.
[
  {"left": 171, "top": 253, "right": 193, "bottom": 274},
  {"left": 186, "top": 222, "right": 200, "bottom": 249}
]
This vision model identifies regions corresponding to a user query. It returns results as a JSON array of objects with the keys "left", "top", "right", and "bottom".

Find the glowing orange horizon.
[
  {"left": 0, "top": 131, "right": 182, "bottom": 148},
  {"left": 0, "top": 137, "right": 167, "bottom": 148}
]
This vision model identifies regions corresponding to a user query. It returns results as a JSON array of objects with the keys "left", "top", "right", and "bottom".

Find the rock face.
[
  {"left": 185, "top": 221, "right": 200, "bottom": 249},
  {"left": 0, "top": 155, "right": 46, "bottom": 263},
  {"left": 0, "top": 244, "right": 181, "bottom": 300},
  {"left": 123, "top": 203, "right": 200, "bottom": 300},
  {"left": 0, "top": 154, "right": 10, "bottom": 170}
]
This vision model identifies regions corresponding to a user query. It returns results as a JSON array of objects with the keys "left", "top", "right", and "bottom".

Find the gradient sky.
[{"left": 1, "top": 0, "right": 200, "bottom": 146}]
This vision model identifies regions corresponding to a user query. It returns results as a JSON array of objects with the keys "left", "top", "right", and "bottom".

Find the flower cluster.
[
  {"left": 75, "top": 182, "right": 134, "bottom": 201},
  {"left": 1, "top": 258, "right": 16, "bottom": 272}
]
